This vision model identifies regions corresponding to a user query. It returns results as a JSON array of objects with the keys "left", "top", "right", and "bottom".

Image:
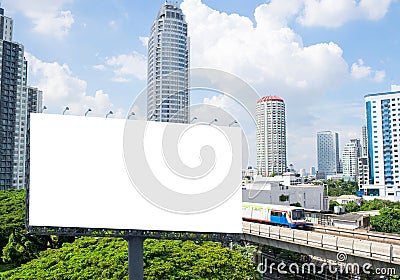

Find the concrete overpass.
[{"left": 242, "top": 221, "right": 400, "bottom": 271}]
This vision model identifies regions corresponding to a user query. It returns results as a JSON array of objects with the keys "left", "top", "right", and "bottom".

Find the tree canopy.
[
  {"left": 322, "top": 179, "right": 358, "bottom": 197},
  {"left": 0, "top": 190, "right": 25, "bottom": 267},
  {"left": 0, "top": 238, "right": 256, "bottom": 280},
  {"left": 370, "top": 207, "right": 400, "bottom": 234}
]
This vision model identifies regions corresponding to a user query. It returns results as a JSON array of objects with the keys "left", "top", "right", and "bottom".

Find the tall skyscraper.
[
  {"left": 342, "top": 139, "right": 362, "bottom": 181},
  {"left": 317, "top": 131, "right": 340, "bottom": 179},
  {"left": 363, "top": 91, "right": 400, "bottom": 200},
  {"left": 147, "top": 2, "right": 189, "bottom": 123},
  {"left": 256, "top": 96, "right": 287, "bottom": 177},
  {"left": 0, "top": 8, "right": 42, "bottom": 190}
]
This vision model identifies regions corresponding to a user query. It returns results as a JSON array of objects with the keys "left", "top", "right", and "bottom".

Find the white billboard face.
[{"left": 29, "top": 114, "right": 242, "bottom": 233}]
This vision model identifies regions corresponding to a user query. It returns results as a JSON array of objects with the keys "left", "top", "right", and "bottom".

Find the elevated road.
[{"left": 242, "top": 221, "right": 400, "bottom": 271}]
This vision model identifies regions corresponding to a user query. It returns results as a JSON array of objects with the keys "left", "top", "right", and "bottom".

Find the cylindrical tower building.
[
  {"left": 147, "top": 2, "right": 189, "bottom": 123},
  {"left": 256, "top": 96, "right": 287, "bottom": 176}
]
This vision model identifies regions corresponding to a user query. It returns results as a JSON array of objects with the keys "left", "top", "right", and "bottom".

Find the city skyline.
[{"left": 3, "top": 0, "right": 400, "bottom": 170}]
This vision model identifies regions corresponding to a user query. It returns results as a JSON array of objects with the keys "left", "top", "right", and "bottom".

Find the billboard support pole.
[{"left": 127, "top": 236, "right": 144, "bottom": 280}]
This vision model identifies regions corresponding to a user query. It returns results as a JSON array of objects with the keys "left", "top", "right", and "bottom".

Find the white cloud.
[
  {"left": 93, "top": 64, "right": 105, "bottom": 70},
  {"left": 106, "top": 52, "right": 147, "bottom": 82},
  {"left": 351, "top": 59, "right": 371, "bottom": 79},
  {"left": 25, "top": 52, "right": 124, "bottom": 118},
  {"left": 181, "top": 0, "right": 348, "bottom": 93},
  {"left": 4, "top": 0, "right": 74, "bottom": 38},
  {"left": 373, "top": 70, "right": 386, "bottom": 82},
  {"left": 298, "top": 0, "right": 392, "bottom": 28},
  {"left": 350, "top": 59, "right": 385, "bottom": 82},
  {"left": 139, "top": 36, "right": 149, "bottom": 47},
  {"left": 391, "top": 85, "right": 400, "bottom": 92}
]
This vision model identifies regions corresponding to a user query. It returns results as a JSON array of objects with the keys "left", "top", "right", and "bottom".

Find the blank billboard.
[{"left": 29, "top": 114, "right": 242, "bottom": 233}]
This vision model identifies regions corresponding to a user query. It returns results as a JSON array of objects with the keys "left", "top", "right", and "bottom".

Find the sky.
[{"left": 3, "top": 0, "right": 400, "bottom": 171}]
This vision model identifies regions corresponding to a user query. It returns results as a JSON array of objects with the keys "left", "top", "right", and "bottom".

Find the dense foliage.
[
  {"left": 360, "top": 199, "right": 400, "bottom": 211},
  {"left": 323, "top": 179, "right": 358, "bottom": 196},
  {"left": 0, "top": 237, "right": 128, "bottom": 280},
  {"left": 370, "top": 207, "right": 400, "bottom": 234},
  {"left": 0, "top": 238, "right": 256, "bottom": 279},
  {"left": 144, "top": 239, "right": 255, "bottom": 279},
  {"left": 0, "top": 189, "right": 25, "bottom": 256}
]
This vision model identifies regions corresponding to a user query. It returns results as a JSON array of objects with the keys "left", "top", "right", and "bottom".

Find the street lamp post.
[
  {"left": 84, "top": 108, "right": 92, "bottom": 117},
  {"left": 190, "top": 117, "right": 197, "bottom": 123},
  {"left": 62, "top": 107, "right": 69, "bottom": 115},
  {"left": 128, "top": 112, "right": 135, "bottom": 119},
  {"left": 229, "top": 120, "right": 238, "bottom": 127},
  {"left": 42, "top": 106, "right": 47, "bottom": 113},
  {"left": 106, "top": 111, "right": 113, "bottom": 118},
  {"left": 209, "top": 118, "right": 218, "bottom": 125}
]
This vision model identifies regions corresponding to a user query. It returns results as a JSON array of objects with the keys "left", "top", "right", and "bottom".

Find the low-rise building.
[
  {"left": 335, "top": 195, "right": 362, "bottom": 206},
  {"left": 242, "top": 177, "right": 325, "bottom": 210},
  {"left": 330, "top": 214, "right": 369, "bottom": 230}
]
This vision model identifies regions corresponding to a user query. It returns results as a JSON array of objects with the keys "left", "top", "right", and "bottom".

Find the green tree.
[
  {"left": 144, "top": 239, "right": 255, "bottom": 279},
  {"left": 0, "top": 238, "right": 256, "bottom": 280},
  {"left": 344, "top": 201, "right": 360, "bottom": 213},
  {"left": 290, "top": 202, "right": 301, "bottom": 207},
  {"left": 360, "top": 199, "right": 399, "bottom": 211},
  {"left": 370, "top": 207, "right": 400, "bottom": 234},
  {"left": 0, "top": 190, "right": 25, "bottom": 256},
  {"left": 324, "top": 179, "right": 358, "bottom": 197},
  {"left": 231, "top": 242, "right": 258, "bottom": 263},
  {"left": 329, "top": 200, "right": 339, "bottom": 211}
]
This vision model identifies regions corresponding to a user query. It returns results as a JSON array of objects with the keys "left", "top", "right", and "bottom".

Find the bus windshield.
[{"left": 291, "top": 209, "right": 305, "bottom": 220}]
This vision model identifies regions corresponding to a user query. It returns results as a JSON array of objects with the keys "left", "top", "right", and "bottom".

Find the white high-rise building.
[
  {"left": 13, "top": 87, "right": 42, "bottom": 189},
  {"left": 363, "top": 91, "right": 400, "bottom": 201},
  {"left": 317, "top": 131, "right": 340, "bottom": 179},
  {"left": 147, "top": 2, "right": 189, "bottom": 123},
  {"left": 342, "top": 139, "right": 362, "bottom": 182},
  {"left": 256, "top": 96, "right": 287, "bottom": 177}
]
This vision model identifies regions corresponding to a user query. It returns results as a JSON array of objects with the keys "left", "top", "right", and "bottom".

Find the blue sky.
[{"left": 3, "top": 0, "right": 400, "bottom": 171}]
